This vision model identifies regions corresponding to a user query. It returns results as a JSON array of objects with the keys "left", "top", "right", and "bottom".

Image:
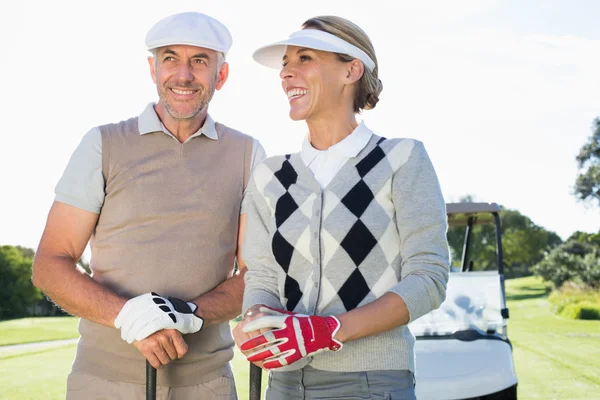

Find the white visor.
[{"left": 252, "top": 29, "right": 375, "bottom": 72}]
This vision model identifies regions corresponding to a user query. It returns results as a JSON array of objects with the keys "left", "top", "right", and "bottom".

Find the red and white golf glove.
[
  {"left": 253, "top": 305, "right": 298, "bottom": 317},
  {"left": 240, "top": 312, "right": 343, "bottom": 369}
]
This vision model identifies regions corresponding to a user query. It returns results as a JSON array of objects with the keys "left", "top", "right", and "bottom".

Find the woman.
[{"left": 233, "top": 16, "right": 450, "bottom": 399}]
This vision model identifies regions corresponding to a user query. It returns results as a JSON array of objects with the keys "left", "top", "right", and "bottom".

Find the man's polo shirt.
[{"left": 55, "top": 103, "right": 266, "bottom": 214}]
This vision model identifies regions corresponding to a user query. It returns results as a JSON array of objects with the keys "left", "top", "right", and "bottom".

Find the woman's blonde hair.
[{"left": 302, "top": 16, "right": 382, "bottom": 113}]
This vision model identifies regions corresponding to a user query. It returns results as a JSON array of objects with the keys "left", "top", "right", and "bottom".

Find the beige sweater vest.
[{"left": 72, "top": 116, "right": 253, "bottom": 387}]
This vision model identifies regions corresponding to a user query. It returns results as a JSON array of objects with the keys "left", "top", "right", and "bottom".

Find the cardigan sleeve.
[
  {"left": 387, "top": 141, "right": 450, "bottom": 323},
  {"left": 241, "top": 166, "right": 285, "bottom": 315}
]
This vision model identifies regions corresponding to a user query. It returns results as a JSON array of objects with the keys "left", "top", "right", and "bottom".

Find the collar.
[
  {"left": 301, "top": 121, "right": 373, "bottom": 166},
  {"left": 137, "top": 102, "right": 218, "bottom": 141}
]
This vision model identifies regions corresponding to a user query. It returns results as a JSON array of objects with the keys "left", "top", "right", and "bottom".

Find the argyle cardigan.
[{"left": 242, "top": 134, "right": 450, "bottom": 373}]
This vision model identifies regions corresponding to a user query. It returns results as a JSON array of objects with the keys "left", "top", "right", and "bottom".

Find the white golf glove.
[{"left": 114, "top": 292, "right": 204, "bottom": 344}]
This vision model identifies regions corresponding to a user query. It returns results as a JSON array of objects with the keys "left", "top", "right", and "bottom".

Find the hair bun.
[{"left": 365, "top": 93, "right": 379, "bottom": 109}]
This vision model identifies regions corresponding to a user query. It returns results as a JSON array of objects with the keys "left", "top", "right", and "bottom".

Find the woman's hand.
[
  {"left": 233, "top": 304, "right": 291, "bottom": 368},
  {"left": 240, "top": 314, "right": 342, "bottom": 370}
]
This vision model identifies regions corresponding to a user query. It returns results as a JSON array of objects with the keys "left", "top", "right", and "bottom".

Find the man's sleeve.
[
  {"left": 241, "top": 139, "right": 267, "bottom": 215},
  {"left": 54, "top": 127, "right": 105, "bottom": 214},
  {"left": 387, "top": 141, "right": 450, "bottom": 323}
]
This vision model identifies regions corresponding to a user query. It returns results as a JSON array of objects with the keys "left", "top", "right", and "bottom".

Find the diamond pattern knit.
[{"left": 242, "top": 133, "right": 450, "bottom": 373}]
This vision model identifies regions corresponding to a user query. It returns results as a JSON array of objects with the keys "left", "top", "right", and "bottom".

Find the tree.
[
  {"left": 501, "top": 210, "right": 563, "bottom": 275},
  {"left": 567, "top": 231, "right": 600, "bottom": 248},
  {"left": 574, "top": 118, "right": 600, "bottom": 207},
  {"left": 533, "top": 240, "right": 600, "bottom": 288},
  {"left": 447, "top": 202, "right": 562, "bottom": 277},
  {"left": 15, "top": 246, "right": 35, "bottom": 259},
  {"left": 0, "top": 245, "right": 43, "bottom": 319}
]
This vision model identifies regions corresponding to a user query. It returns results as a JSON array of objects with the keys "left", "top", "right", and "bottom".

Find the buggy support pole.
[
  {"left": 461, "top": 216, "right": 475, "bottom": 272},
  {"left": 493, "top": 212, "right": 505, "bottom": 276},
  {"left": 249, "top": 363, "right": 262, "bottom": 400},
  {"left": 493, "top": 211, "right": 510, "bottom": 322},
  {"left": 146, "top": 360, "right": 157, "bottom": 400}
]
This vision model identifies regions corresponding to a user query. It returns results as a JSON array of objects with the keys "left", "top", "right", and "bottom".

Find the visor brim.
[{"left": 252, "top": 37, "right": 349, "bottom": 69}]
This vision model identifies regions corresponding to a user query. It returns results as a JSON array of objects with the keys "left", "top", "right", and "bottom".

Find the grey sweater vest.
[{"left": 73, "top": 116, "right": 253, "bottom": 387}]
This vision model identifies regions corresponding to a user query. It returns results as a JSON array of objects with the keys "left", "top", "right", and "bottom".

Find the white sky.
[{"left": 2, "top": 0, "right": 600, "bottom": 259}]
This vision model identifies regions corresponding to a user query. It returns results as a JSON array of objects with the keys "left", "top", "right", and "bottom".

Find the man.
[{"left": 32, "top": 12, "right": 265, "bottom": 399}]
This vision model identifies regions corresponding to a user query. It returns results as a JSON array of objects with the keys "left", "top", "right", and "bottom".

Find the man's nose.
[{"left": 175, "top": 62, "right": 194, "bottom": 82}]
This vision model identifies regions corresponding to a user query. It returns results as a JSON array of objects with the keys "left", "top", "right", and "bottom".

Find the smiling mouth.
[
  {"left": 287, "top": 88, "right": 308, "bottom": 101},
  {"left": 171, "top": 88, "right": 197, "bottom": 95}
]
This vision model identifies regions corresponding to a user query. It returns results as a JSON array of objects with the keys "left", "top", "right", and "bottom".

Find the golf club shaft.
[
  {"left": 249, "top": 363, "right": 262, "bottom": 400},
  {"left": 146, "top": 360, "right": 157, "bottom": 400}
]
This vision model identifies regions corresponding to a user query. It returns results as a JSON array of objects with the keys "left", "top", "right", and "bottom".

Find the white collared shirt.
[
  {"left": 55, "top": 103, "right": 265, "bottom": 213},
  {"left": 300, "top": 122, "right": 373, "bottom": 188}
]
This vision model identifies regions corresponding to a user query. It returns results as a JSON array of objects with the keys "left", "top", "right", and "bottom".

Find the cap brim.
[
  {"left": 147, "top": 40, "right": 228, "bottom": 54},
  {"left": 252, "top": 36, "right": 346, "bottom": 69}
]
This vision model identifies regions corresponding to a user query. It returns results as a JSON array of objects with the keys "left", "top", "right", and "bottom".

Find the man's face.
[{"left": 148, "top": 45, "right": 227, "bottom": 120}]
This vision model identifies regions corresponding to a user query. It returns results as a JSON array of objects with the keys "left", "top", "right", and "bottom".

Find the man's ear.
[
  {"left": 345, "top": 59, "right": 365, "bottom": 84},
  {"left": 216, "top": 62, "right": 230, "bottom": 90},
  {"left": 148, "top": 56, "right": 157, "bottom": 84}
]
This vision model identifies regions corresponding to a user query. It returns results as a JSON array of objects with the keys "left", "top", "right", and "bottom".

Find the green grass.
[
  {"left": 506, "top": 276, "right": 600, "bottom": 399},
  {"left": 0, "top": 342, "right": 267, "bottom": 400},
  {"left": 0, "top": 317, "right": 79, "bottom": 346},
  {"left": 0, "top": 344, "right": 75, "bottom": 399},
  {"left": 0, "top": 319, "right": 265, "bottom": 400},
  {"left": 547, "top": 283, "right": 600, "bottom": 319},
  {"left": 1, "top": 278, "right": 599, "bottom": 399}
]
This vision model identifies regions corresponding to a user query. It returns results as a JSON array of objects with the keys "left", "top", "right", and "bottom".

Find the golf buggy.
[{"left": 408, "top": 203, "right": 518, "bottom": 399}]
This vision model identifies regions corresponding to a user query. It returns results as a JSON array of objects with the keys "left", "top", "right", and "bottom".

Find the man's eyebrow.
[
  {"left": 161, "top": 49, "right": 178, "bottom": 56},
  {"left": 159, "top": 50, "right": 210, "bottom": 59}
]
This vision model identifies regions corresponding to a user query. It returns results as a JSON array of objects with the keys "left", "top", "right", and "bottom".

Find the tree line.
[{"left": 0, "top": 245, "right": 88, "bottom": 319}]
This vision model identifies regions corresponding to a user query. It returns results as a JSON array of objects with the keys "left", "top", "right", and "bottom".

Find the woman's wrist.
[
  {"left": 332, "top": 313, "right": 350, "bottom": 343},
  {"left": 243, "top": 303, "right": 267, "bottom": 319}
]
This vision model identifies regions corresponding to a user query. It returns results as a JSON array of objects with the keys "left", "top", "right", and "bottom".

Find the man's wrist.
[
  {"left": 113, "top": 298, "right": 128, "bottom": 327},
  {"left": 192, "top": 303, "right": 202, "bottom": 318}
]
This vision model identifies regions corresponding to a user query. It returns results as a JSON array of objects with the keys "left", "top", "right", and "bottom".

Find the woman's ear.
[{"left": 345, "top": 59, "right": 365, "bottom": 84}]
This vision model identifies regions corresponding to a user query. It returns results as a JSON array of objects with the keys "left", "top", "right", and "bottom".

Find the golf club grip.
[
  {"left": 249, "top": 363, "right": 263, "bottom": 400},
  {"left": 146, "top": 360, "right": 157, "bottom": 400}
]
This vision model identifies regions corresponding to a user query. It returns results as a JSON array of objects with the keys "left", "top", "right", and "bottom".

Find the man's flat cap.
[{"left": 145, "top": 12, "right": 232, "bottom": 55}]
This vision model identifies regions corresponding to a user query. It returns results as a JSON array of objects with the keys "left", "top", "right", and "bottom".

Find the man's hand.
[
  {"left": 115, "top": 292, "right": 204, "bottom": 344},
  {"left": 240, "top": 314, "right": 343, "bottom": 370},
  {"left": 133, "top": 329, "right": 188, "bottom": 369}
]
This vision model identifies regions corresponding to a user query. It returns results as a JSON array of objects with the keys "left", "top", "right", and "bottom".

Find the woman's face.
[{"left": 280, "top": 45, "right": 350, "bottom": 121}]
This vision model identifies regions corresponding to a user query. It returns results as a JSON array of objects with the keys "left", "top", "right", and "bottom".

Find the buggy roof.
[{"left": 446, "top": 203, "right": 501, "bottom": 226}]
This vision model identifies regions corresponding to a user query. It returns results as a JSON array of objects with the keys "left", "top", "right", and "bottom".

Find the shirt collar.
[
  {"left": 137, "top": 102, "right": 219, "bottom": 141},
  {"left": 301, "top": 121, "right": 373, "bottom": 166}
]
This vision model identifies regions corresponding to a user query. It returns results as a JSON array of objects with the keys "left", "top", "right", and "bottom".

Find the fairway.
[
  {"left": 0, "top": 342, "right": 266, "bottom": 400},
  {"left": 506, "top": 276, "right": 600, "bottom": 399},
  {"left": 0, "top": 317, "right": 79, "bottom": 346},
  {"left": 0, "top": 344, "right": 75, "bottom": 400},
  {"left": 0, "top": 277, "right": 598, "bottom": 399}
]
